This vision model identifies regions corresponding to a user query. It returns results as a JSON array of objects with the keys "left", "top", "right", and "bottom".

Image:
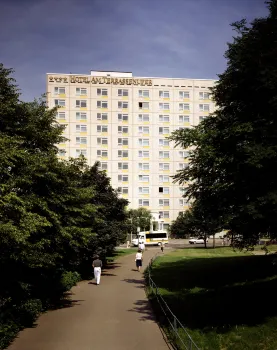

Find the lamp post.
[{"left": 137, "top": 226, "right": 140, "bottom": 247}]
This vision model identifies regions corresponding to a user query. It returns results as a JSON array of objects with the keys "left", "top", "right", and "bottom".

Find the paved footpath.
[{"left": 8, "top": 248, "right": 171, "bottom": 350}]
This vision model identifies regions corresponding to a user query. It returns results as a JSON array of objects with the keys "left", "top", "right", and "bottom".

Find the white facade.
[{"left": 46, "top": 71, "right": 216, "bottom": 230}]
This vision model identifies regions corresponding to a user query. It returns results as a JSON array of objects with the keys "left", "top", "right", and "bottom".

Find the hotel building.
[{"left": 46, "top": 71, "right": 216, "bottom": 230}]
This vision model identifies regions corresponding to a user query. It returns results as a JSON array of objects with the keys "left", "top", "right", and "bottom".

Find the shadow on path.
[{"left": 127, "top": 299, "right": 156, "bottom": 322}]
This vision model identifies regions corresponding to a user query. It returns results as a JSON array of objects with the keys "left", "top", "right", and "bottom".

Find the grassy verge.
[
  {"left": 147, "top": 247, "right": 277, "bottom": 350},
  {"left": 106, "top": 248, "right": 137, "bottom": 263}
]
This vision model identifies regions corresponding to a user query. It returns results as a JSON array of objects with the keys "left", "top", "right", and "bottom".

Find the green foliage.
[
  {"left": 0, "top": 63, "right": 129, "bottom": 348},
  {"left": 128, "top": 207, "right": 152, "bottom": 233},
  {"left": 169, "top": 0, "right": 277, "bottom": 248}
]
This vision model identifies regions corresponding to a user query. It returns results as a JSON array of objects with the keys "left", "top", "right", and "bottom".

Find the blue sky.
[{"left": 0, "top": 0, "right": 268, "bottom": 101}]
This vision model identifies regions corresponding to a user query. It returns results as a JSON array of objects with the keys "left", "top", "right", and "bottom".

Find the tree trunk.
[
  {"left": 213, "top": 234, "right": 215, "bottom": 248},
  {"left": 204, "top": 233, "right": 207, "bottom": 249}
]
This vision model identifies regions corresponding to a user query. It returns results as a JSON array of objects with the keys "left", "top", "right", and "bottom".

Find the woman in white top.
[{"left": 135, "top": 250, "right": 143, "bottom": 271}]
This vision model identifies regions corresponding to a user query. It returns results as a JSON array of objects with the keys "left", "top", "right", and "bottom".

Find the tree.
[
  {"left": 128, "top": 208, "right": 152, "bottom": 235},
  {"left": 170, "top": 0, "right": 277, "bottom": 248},
  {"left": 170, "top": 200, "right": 222, "bottom": 248}
]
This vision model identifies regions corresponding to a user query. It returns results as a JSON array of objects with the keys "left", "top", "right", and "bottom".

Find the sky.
[{"left": 0, "top": 0, "right": 269, "bottom": 101}]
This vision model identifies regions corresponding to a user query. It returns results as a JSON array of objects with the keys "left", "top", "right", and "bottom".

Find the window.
[
  {"left": 118, "top": 138, "right": 128, "bottom": 146},
  {"left": 97, "top": 88, "right": 108, "bottom": 96},
  {"left": 159, "top": 103, "right": 170, "bottom": 110},
  {"left": 159, "top": 91, "right": 170, "bottom": 98},
  {"left": 139, "top": 187, "right": 149, "bottom": 194},
  {"left": 159, "top": 175, "right": 169, "bottom": 182},
  {"left": 139, "top": 199, "right": 149, "bottom": 207},
  {"left": 179, "top": 103, "right": 190, "bottom": 111},
  {"left": 118, "top": 162, "right": 128, "bottom": 170},
  {"left": 159, "top": 211, "right": 169, "bottom": 219},
  {"left": 118, "top": 101, "right": 128, "bottom": 109},
  {"left": 54, "top": 99, "right": 65, "bottom": 107},
  {"left": 99, "top": 162, "right": 108, "bottom": 170},
  {"left": 159, "top": 127, "right": 170, "bottom": 134},
  {"left": 139, "top": 175, "right": 149, "bottom": 182},
  {"left": 76, "top": 112, "right": 87, "bottom": 120},
  {"left": 118, "top": 89, "right": 129, "bottom": 97},
  {"left": 138, "top": 102, "right": 149, "bottom": 109},
  {"left": 159, "top": 115, "right": 170, "bottom": 122},
  {"left": 179, "top": 151, "right": 189, "bottom": 158},
  {"left": 179, "top": 163, "right": 188, "bottom": 170},
  {"left": 76, "top": 100, "right": 87, "bottom": 108},
  {"left": 159, "top": 187, "right": 169, "bottom": 194},
  {"left": 118, "top": 150, "right": 128, "bottom": 158},
  {"left": 138, "top": 150, "right": 149, "bottom": 158},
  {"left": 118, "top": 114, "right": 128, "bottom": 122},
  {"left": 97, "top": 101, "right": 108, "bottom": 108},
  {"left": 199, "top": 104, "right": 210, "bottom": 112},
  {"left": 76, "top": 137, "right": 87, "bottom": 144},
  {"left": 199, "top": 116, "right": 206, "bottom": 122},
  {"left": 118, "top": 174, "right": 129, "bottom": 182},
  {"left": 118, "top": 126, "right": 128, "bottom": 133},
  {"left": 76, "top": 125, "right": 87, "bottom": 132},
  {"left": 138, "top": 139, "right": 149, "bottom": 146},
  {"left": 97, "top": 137, "right": 108, "bottom": 145},
  {"left": 159, "top": 163, "right": 170, "bottom": 170},
  {"left": 179, "top": 199, "right": 188, "bottom": 206},
  {"left": 179, "top": 115, "right": 190, "bottom": 123},
  {"left": 159, "top": 151, "right": 170, "bottom": 158},
  {"left": 179, "top": 91, "right": 190, "bottom": 99},
  {"left": 118, "top": 187, "right": 128, "bottom": 194},
  {"left": 139, "top": 90, "right": 149, "bottom": 98},
  {"left": 56, "top": 112, "right": 66, "bottom": 120},
  {"left": 138, "top": 126, "right": 149, "bottom": 134},
  {"left": 97, "top": 125, "right": 108, "bottom": 133},
  {"left": 180, "top": 187, "right": 188, "bottom": 195},
  {"left": 58, "top": 149, "right": 66, "bottom": 156},
  {"left": 54, "top": 87, "right": 65, "bottom": 95},
  {"left": 138, "top": 114, "right": 149, "bottom": 122},
  {"left": 199, "top": 92, "right": 210, "bottom": 99},
  {"left": 76, "top": 149, "right": 87, "bottom": 157},
  {"left": 97, "top": 113, "right": 108, "bottom": 120},
  {"left": 138, "top": 163, "right": 150, "bottom": 170},
  {"left": 76, "top": 87, "right": 87, "bottom": 96},
  {"left": 159, "top": 139, "right": 170, "bottom": 147},
  {"left": 159, "top": 199, "right": 170, "bottom": 206},
  {"left": 97, "top": 150, "right": 108, "bottom": 157}
]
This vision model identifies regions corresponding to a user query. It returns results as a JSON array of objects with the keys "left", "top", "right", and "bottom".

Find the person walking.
[
  {"left": 161, "top": 240, "right": 165, "bottom": 253},
  {"left": 135, "top": 249, "right": 143, "bottom": 272},
  {"left": 92, "top": 255, "right": 102, "bottom": 285},
  {"left": 138, "top": 241, "right": 145, "bottom": 252}
]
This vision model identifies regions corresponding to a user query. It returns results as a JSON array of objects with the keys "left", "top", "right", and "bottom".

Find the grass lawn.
[
  {"left": 148, "top": 247, "right": 277, "bottom": 350},
  {"left": 106, "top": 248, "right": 137, "bottom": 262}
]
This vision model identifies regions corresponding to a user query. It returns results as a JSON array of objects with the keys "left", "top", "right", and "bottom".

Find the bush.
[{"left": 60, "top": 271, "right": 81, "bottom": 293}]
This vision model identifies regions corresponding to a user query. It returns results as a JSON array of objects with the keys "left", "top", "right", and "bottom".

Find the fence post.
[{"left": 173, "top": 316, "right": 177, "bottom": 332}]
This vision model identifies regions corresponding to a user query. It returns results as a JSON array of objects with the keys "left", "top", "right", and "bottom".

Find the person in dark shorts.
[
  {"left": 92, "top": 255, "right": 102, "bottom": 285},
  {"left": 161, "top": 240, "right": 165, "bottom": 253},
  {"left": 135, "top": 249, "right": 143, "bottom": 272}
]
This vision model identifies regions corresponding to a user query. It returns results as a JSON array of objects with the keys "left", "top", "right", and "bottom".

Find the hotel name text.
[{"left": 48, "top": 76, "right": 152, "bottom": 86}]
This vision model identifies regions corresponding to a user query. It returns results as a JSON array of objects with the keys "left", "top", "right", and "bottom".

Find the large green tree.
[{"left": 170, "top": 0, "right": 277, "bottom": 247}]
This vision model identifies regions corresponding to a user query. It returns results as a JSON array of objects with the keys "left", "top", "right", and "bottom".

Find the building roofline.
[{"left": 46, "top": 72, "right": 217, "bottom": 81}]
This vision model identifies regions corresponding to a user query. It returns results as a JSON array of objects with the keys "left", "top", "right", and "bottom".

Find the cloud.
[{"left": 0, "top": 0, "right": 269, "bottom": 100}]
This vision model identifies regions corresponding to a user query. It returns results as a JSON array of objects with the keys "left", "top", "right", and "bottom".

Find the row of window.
[
  {"left": 57, "top": 111, "right": 204, "bottom": 123},
  {"left": 54, "top": 87, "right": 211, "bottom": 100},
  {"left": 117, "top": 186, "right": 187, "bottom": 195},
  {"left": 136, "top": 199, "right": 188, "bottom": 207},
  {"left": 68, "top": 124, "right": 189, "bottom": 134},
  {"left": 59, "top": 149, "right": 189, "bottom": 159},
  {"left": 55, "top": 99, "right": 211, "bottom": 112}
]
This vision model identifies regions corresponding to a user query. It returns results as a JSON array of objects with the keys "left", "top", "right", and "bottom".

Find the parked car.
[{"left": 189, "top": 237, "right": 208, "bottom": 244}]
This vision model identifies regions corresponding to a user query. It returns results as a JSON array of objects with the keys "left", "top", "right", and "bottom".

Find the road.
[{"left": 8, "top": 248, "right": 171, "bottom": 350}]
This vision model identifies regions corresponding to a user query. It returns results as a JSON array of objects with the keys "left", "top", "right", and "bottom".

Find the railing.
[{"left": 146, "top": 256, "right": 200, "bottom": 350}]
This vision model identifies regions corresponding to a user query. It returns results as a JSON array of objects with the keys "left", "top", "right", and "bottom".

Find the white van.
[{"left": 132, "top": 231, "right": 168, "bottom": 247}]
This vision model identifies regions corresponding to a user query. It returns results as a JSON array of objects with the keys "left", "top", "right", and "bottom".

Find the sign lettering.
[{"left": 48, "top": 76, "right": 152, "bottom": 86}]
